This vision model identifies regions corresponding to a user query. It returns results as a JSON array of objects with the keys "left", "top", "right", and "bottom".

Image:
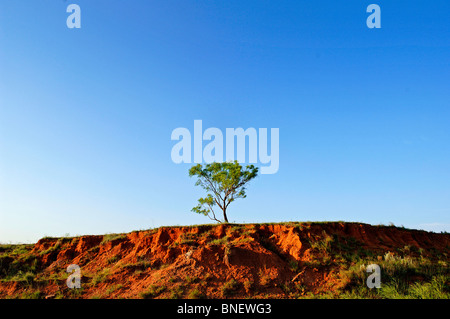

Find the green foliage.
[
  {"left": 373, "top": 275, "right": 449, "bottom": 299},
  {"left": 10, "top": 245, "right": 34, "bottom": 256},
  {"left": 170, "top": 232, "right": 197, "bottom": 248},
  {"left": 185, "top": 275, "right": 200, "bottom": 284},
  {"left": 305, "top": 232, "right": 374, "bottom": 267},
  {"left": 68, "top": 287, "right": 84, "bottom": 299},
  {"left": 209, "top": 236, "right": 230, "bottom": 246},
  {"left": 107, "top": 255, "right": 120, "bottom": 265},
  {"left": 169, "top": 284, "right": 185, "bottom": 299},
  {"left": 188, "top": 288, "right": 206, "bottom": 299},
  {"left": 408, "top": 276, "right": 448, "bottom": 299},
  {"left": 39, "top": 240, "right": 62, "bottom": 256},
  {"left": 288, "top": 260, "right": 300, "bottom": 272},
  {"left": 338, "top": 252, "right": 450, "bottom": 299},
  {"left": 232, "top": 237, "right": 253, "bottom": 245},
  {"left": 221, "top": 278, "right": 239, "bottom": 297},
  {"left": 101, "top": 233, "right": 127, "bottom": 245},
  {"left": 3, "top": 271, "right": 36, "bottom": 286},
  {"left": 309, "top": 232, "right": 333, "bottom": 254},
  {"left": 20, "top": 290, "right": 42, "bottom": 299},
  {"left": 24, "top": 272, "right": 35, "bottom": 285},
  {"left": 90, "top": 268, "right": 111, "bottom": 286},
  {"left": 189, "top": 161, "right": 258, "bottom": 223},
  {"left": 0, "top": 250, "right": 39, "bottom": 281},
  {"left": 140, "top": 284, "right": 166, "bottom": 299}
]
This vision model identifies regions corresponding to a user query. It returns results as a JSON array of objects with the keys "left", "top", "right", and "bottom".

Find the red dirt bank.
[{"left": 0, "top": 222, "right": 449, "bottom": 299}]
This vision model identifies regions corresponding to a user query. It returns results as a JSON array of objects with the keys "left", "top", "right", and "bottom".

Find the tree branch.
[
  {"left": 205, "top": 177, "right": 224, "bottom": 202},
  {"left": 206, "top": 203, "right": 222, "bottom": 223}
]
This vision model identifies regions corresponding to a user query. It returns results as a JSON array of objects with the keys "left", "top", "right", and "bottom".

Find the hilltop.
[{"left": 0, "top": 222, "right": 449, "bottom": 299}]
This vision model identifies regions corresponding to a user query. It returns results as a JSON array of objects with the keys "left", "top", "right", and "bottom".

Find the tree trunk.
[{"left": 223, "top": 208, "right": 229, "bottom": 223}]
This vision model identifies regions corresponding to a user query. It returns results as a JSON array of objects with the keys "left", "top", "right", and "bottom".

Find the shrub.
[{"left": 309, "top": 232, "right": 333, "bottom": 254}]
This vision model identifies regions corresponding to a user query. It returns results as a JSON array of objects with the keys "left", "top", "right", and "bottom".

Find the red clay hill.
[{"left": 0, "top": 222, "right": 449, "bottom": 299}]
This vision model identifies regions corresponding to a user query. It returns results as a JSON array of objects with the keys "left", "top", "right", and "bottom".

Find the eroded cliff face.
[{"left": 1, "top": 222, "right": 449, "bottom": 299}]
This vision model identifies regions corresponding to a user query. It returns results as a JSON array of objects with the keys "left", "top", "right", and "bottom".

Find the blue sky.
[{"left": 0, "top": 1, "right": 449, "bottom": 243}]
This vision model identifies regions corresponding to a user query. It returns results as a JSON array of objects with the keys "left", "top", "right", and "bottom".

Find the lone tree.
[{"left": 189, "top": 161, "right": 258, "bottom": 223}]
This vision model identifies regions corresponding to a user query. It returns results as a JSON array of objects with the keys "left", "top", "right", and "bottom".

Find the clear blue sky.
[{"left": 1, "top": 1, "right": 449, "bottom": 243}]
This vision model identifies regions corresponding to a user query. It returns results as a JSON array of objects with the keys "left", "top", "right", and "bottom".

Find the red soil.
[{"left": 0, "top": 222, "right": 449, "bottom": 299}]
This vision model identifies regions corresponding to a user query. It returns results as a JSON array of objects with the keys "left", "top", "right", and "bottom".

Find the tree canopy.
[{"left": 189, "top": 161, "right": 259, "bottom": 223}]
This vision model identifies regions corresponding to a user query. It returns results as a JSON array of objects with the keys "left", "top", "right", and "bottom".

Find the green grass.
[
  {"left": 140, "top": 284, "right": 166, "bottom": 299},
  {"left": 209, "top": 236, "right": 230, "bottom": 246},
  {"left": 185, "top": 275, "right": 200, "bottom": 284},
  {"left": 39, "top": 240, "right": 62, "bottom": 256},
  {"left": 288, "top": 260, "right": 300, "bottom": 272},
  {"left": 0, "top": 252, "right": 39, "bottom": 282},
  {"left": 1, "top": 222, "right": 448, "bottom": 300},
  {"left": 105, "top": 284, "right": 123, "bottom": 296},
  {"left": 107, "top": 255, "right": 120, "bottom": 265},
  {"left": 101, "top": 233, "right": 127, "bottom": 245},
  {"left": 340, "top": 275, "right": 449, "bottom": 299},
  {"left": 3, "top": 271, "right": 36, "bottom": 286},
  {"left": 336, "top": 252, "right": 450, "bottom": 299},
  {"left": 188, "top": 288, "right": 206, "bottom": 299},
  {"left": 170, "top": 232, "right": 198, "bottom": 247},
  {"left": 231, "top": 237, "right": 254, "bottom": 245},
  {"left": 90, "top": 268, "right": 111, "bottom": 286},
  {"left": 221, "top": 278, "right": 239, "bottom": 297},
  {"left": 169, "top": 284, "right": 185, "bottom": 299},
  {"left": 20, "top": 290, "right": 43, "bottom": 299},
  {"left": 309, "top": 231, "right": 333, "bottom": 254},
  {"left": 68, "top": 287, "right": 84, "bottom": 299}
]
